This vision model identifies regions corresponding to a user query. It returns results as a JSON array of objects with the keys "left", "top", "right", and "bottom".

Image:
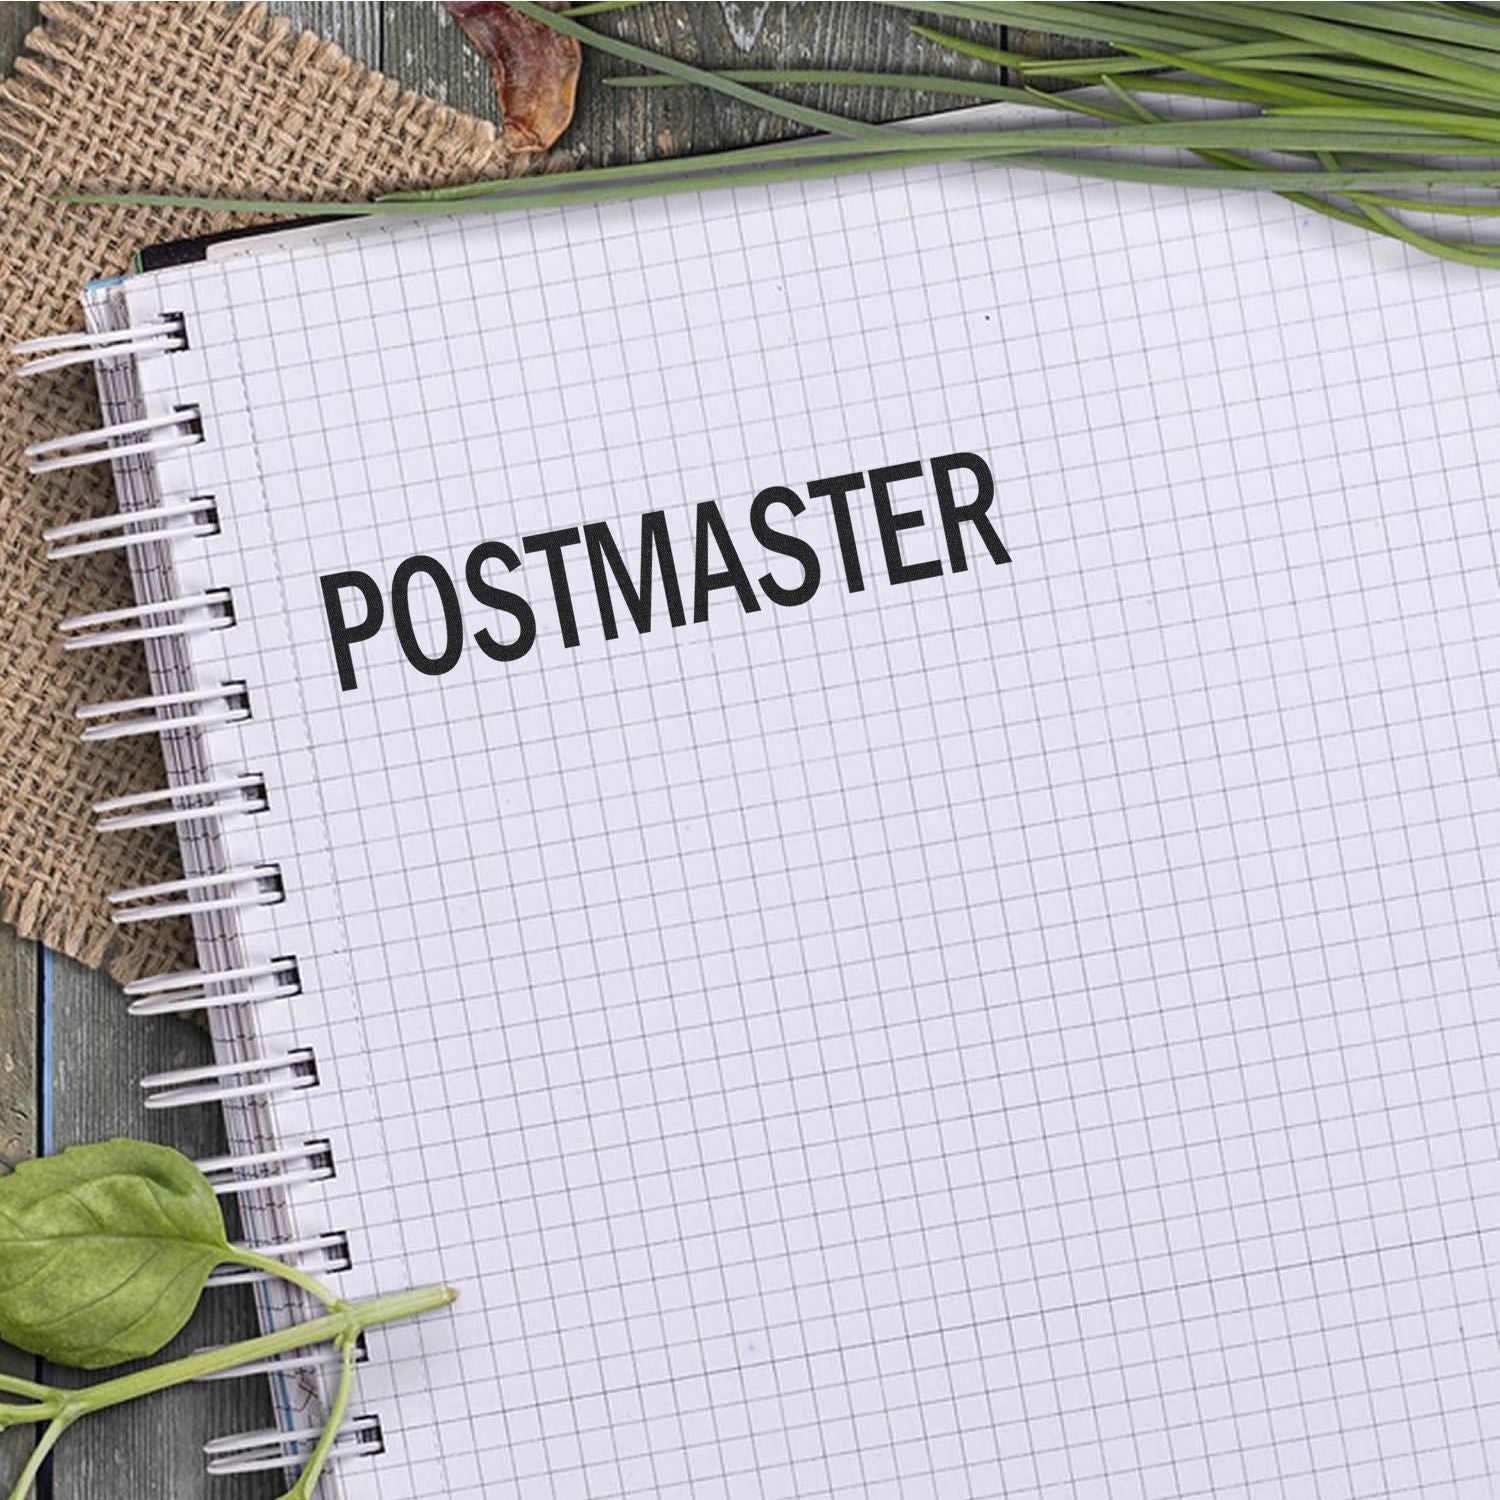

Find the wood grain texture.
[
  {"left": 383, "top": 1, "right": 500, "bottom": 122},
  {"left": 0, "top": 928, "right": 34, "bottom": 1173},
  {"left": 0, "top": 927, "right": 37, "bottom": 1485},
  {"left": 269, "top": 0, "right": 382, "bottom": 68},
  {"left": 0, "top": 6, "right": 33, "bottom": 61}
]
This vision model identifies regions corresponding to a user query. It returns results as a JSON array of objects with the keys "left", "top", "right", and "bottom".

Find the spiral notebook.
[{"left": 18, "top": 140, "right": 1500, "bottom": 1499}]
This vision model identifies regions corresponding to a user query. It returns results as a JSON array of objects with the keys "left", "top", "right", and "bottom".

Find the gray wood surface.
[
  {"left": 0, "top": 3, "right": 1032, "bottom": 1495},
  {"left": 0, "top": 926, "right": 36, "bottom": 1485}
]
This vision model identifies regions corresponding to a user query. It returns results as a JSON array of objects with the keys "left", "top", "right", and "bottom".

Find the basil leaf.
[{"left": 0, "top": 1139, "right": 231, "bottom": 1369}]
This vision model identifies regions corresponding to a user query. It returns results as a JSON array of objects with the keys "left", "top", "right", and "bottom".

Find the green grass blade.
[
  {"left": 1270, "top": 101, "right": 1500, "bottom": 143},
  {"left": 997, "top": 154, "right": 1500, "bottom": 201},
  {"left": 1028, "top": 85, "right": 1126, "bottom": 124},
  {"left": 958, "top": 3, "right": 1259, "bottom": 48},
  {"left": 1117, "top": 42, "right": 1350, "bottom": 103},
  {"left": 1266, "top": 0, "right": 1500, "bottom": 54},
  {"left": 1016, "top": 39, "right": 1324, "bottom": 78},
  {"left": 1085, "top": 65, "right": 1418, "bottom": 247},
  {"left": 385, "top": 110, "right": 1500, "bottom": 210},
  {"left": 1100, "top": 75, "right": 1158, "bottom": 122},
  {"left": 1178, "top": 2, "right": 1500, "bottom": 97},
  {"left": 379, "top": 135, "right": 956, "bottom": 203},
  {"left": 385, "top": 109, "right": 1500, "bottom": 208},
  {"left": 601, "top": 69, "right": 1043, "bottom": 107},
  {"left": 1171, "top": 2, "right": 1500, "bottom": 81},
  {"left": 1338, "top": 196, "right": 1500, "bottom": 265},
  {"left": 69, "top": 153, "right": 1500, "bottom": 223},
  {"left": 558, "top": 1, "right": 646, "bottom": 15},
  {"left": 1237, "top": 57, "right": 1500, "bottom": 113},
  {"left": 1353, "top": 191, "right": 1500, "bottom": 216},
  {"left": 909, "top": 25, "right": 1032, "bottom": 69},
  {"left": 1089, "top": 75, "right": 1268, "bottom": 106}
]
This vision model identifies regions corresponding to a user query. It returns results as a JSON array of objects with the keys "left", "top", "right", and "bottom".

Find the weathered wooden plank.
[
  {"left": 269, "top": 0, "right": 383, "bottom": 69},
  {"left": 45, "top": 952, "right": 273, "bottom": 1500},
  {"left": 0, "top": 927, "right": 38, "bottom": 1487},
  {"left": 0, "top": 930, "right": 34, "bottom": 1171},
  {"left": 0, "top": 3, "right": 36, "bottom": 62},
  {"left": 382, "top": 0, "right": 500, "bottom": 123}
]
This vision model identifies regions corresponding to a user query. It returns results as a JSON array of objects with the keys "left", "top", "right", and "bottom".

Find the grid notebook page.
[{"left": 127, "top": 162, "right": 1500, "bottom": 1500}]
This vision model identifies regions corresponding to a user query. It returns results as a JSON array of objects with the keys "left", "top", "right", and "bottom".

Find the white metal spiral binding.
[
  {"left": 94, "top": 774, "right": 270, "bottom": 833},
  {"left": 76, "top": 682, "right": 250, "bottom": 741},
  {"left": 204, "top": 1418, "right": 384, "bottom": 1476},
  {"left": 197, "top": 1141, "right": 336, "bottom": 1197},
  {"left": 58, "top": 589, "right": 233, "bottom": 651},
  {"left": 24, "top": 408, "right": 203, "bottom": 472},
  {"left": 139, "top": 1049, "right": 318, "bottom": 1111},
  {"left": 19, "top": 317, "right": 375, "bottom": 1484},
  {"left": 14, "top": 317, "right": 186, "bottom": 376},
  {"left": 122, "top": 957, "right": 298, "bottom": 1016},
  {"left": 107, "top": 865, "right": 284, "bottom": 925},
  {"left": 207, "top": 1233, "right": 353, "bottom": 1289},
  {"left": 44, "top": 497, "right": 218, "bottom": 559}
]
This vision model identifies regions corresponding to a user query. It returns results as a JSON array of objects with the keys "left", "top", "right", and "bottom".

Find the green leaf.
[
  {"left": 0, "top": 1140, "right": 231, "bottom": 1369},
  {"left": 602, "top": 68, "right": 1043, "bottom": 108}
]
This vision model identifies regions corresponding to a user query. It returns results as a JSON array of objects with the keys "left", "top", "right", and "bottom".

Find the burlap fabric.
[{"left": 1, "top": 3, "right": 510, "bottom": 979}]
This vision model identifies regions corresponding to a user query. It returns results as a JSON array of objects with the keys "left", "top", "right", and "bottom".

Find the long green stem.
[
  {"left": 68, "top": 156, "right": 1500, "bottom": 222},
  {"left": 0, "top": 1287, "right": 455, "bottom": 1500},
  {"left": 75, "top": 1286, "right": 452, "bottom": 1410},
  {"left": 375, "top": 131, "right": 1001, "bottom": 204},
  {"left": 0, "top": 1377, "right": 52, "bottom": 1405},
  {"left": 374, "top": 112, "right": 1488, "bottom": 207},
  {"left": 6, "top": 1295, "right": 448, "bottom": 1449},
  {"left": 919, "top": 2, "right": 1256, "bottom": 49},
  {"left": 560, "top": 0, "right": 647, "bottom": 14},
  {"left": 603, "top": 68, "right": 1042, "bottom": 106},
  {"left": 278, "top": 1335, "right": 358, "bottom": 1500},
  {"left": 229, "top": 1247, "right": 344, "bottom": 1311},
  {"left": 4, "top": 1418, "right": 70, "bottom": 1500},
  {"left": 1273, "top": 100, "right": 1500, "bottom": 141},
  {"left": 0, "top": 1405, "right": 55, "bottom": 1433},
  {"left": 1178, "top": 2, "right": 1500, "bottom": 95}
]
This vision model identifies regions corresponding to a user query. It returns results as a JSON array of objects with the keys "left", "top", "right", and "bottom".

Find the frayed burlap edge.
[{"left": 3, "top": 3, "right": 503, "bottom": 168}]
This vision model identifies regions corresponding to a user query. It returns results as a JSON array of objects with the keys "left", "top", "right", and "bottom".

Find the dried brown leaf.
[{"left": 447, "top": 2, "right": 582, "bottom": 154}]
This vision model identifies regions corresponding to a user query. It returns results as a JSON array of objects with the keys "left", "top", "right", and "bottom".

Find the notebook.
[{"left": 18, "top": 128, "right": 1500, "bottom": 1500}]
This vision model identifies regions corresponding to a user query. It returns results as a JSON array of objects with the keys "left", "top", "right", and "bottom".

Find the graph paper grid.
[{"left": 123, "top": 155, "right": 1500, "bottom": 1500}]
